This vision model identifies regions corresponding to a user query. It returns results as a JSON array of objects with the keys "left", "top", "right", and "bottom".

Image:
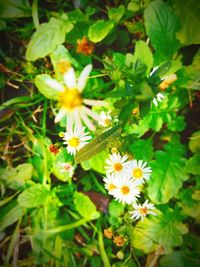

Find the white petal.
[
  {"left": 64, "top": 67, "right": 76, "bottom": 89},
  {"left": 80, "top": 110, "right": 96, "bottom": 131},
  {"left": 74, "top": 108, "right": 83, "bottom": 130},
  {"left": 66, "top": 112, "right": 74, "bottom": 132},
  {"left": 82, "top": 106, "right": 100, "bottom": 121},
  {"left": 153, "top": 98, "right": 158, "bottom": 107},
  {"left": 77, "top": 64, "right": 92, "bottom": 92},
  {"left": 46, "top": 78, "right": 65, "bottom": 92},
  {"left": 83, "top": 99, "right": 108, "bottom": 107},
  {"left": 54, "top": 108, "right": 66, "bottom": 123}
]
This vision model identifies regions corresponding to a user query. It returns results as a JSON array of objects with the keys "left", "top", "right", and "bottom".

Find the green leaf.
[
  {"left": 0, "top": 163, "right": 33, "bottom": 190},
  {"left": 0, "top": 0, "right": 31, "bottom": 18},
  {"left": 75, "top": 124, "right": 121, "bottom": 163},
  {"left": 132, "top": 207, "right": 188, "bottom": 253},
  {"left": 88, "top": 20, "right": 114, "bottom": 43},
  {"left": 0, "top": 203, "right": 23, "bottom": 232},
  {"left": 89, "top": 149, "right": 108, "bottom": 174},
  {"left": 132, "top": 40, "right": 154, "bottom": 75},
  {"left": 173, "top": 0, "right": 200, "bottom": 45},
  {"left": 108, "top": 200, "right": 124, "bottom": 218},
  {"left": 185, "top": 154, "right": 200, "bottom": 175},
  {"left": 144, "top": 0, "right": 180, "bottom": 62},
  {"left": 108, "top": 5, "right": 125, "bottom": 23},
  {"left": 26, "top": 17, "right": 73, "bottom": 61},
  {"left": 189, "top": 131, "right": 200, "bottom": 153},
  {"left": 147, "top": 140, "right": 188, "bottom": 204},
  {"left": 168, "top": 115, "right": 186, "bottom": 132},
  {"left": 17, "top": 184, "right": 49, "bottom": 208},
  {"left": 129, "top": 138, "right": 153, "bottom": 162},
  {"left": 35, "top": 74, "right": 60, "bottom": 100},
  {"left": 74, "top": 192, "right": 100, "bottom": 220}
]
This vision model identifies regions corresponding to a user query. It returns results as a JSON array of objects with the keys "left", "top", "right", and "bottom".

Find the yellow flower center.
[
  {"left": 139, "top": 207, "right": 148, "bottom": 215},
  {"left": 121, "top": 186, "right": 130, "bottom": 195},
  {"left": 108, "top": 184, "right": 117, "bottom": 191},
  {"left": 57, "top": 61, "right": 71, "bottom": 74},
  {"left": 68, "top": 137, "right": 80, "bottom": 147},
  {"left": 113, "top": 163, "right": 123, "bottom": 172},
  {"left": 104, "top": 118, "right": 111, "bottom": 126},
  {"left": 59, "top": 88, "right": 82, "bottom": 110},
  {"left": 133, "top": 168, "right": 143, "bottom": 179}
]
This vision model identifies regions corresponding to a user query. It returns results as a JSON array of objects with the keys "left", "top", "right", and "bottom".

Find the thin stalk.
[
  {"left": 32, "top": 0, "right": 40, "bottom": 29},
  {"left": 46, "top": 217, "right": 89, "bottom": 234},
  {"left": 98, "top": 228, "right": 111, "bottom": 267},
  {"left": 42, "top": 98, "right": 47, "bottom": 137}
]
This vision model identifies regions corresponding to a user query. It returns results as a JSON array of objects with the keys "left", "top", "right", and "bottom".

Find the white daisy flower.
[
  {"left": 105, "top": 153, "right": 131, "bottom": 178},
  {"left": 62, "top": 127, "right": 92, "bottom": 155},
  {"left": 130, "top": 200, "right": 156, "bottom": 221},
  {"left": 44, "top": 64, "right": 107, "bottom": 131},
  {"left": 58, "top": 162, "right": 74, "bottom": 177},
  {"left": 103, "top": 173, "right": 118, "bottom": 195},
  {"left": 112, "top": 176, "right": 140, "bottom": 204},
  {"left": 98, "top": 111, "right": 112, "bottom": 127},
  {"left": 152, "top": 93, "right": 165, "bottom": 107},
  {"left": 130, "top": 160, "right": 152, "bottom": 185}
]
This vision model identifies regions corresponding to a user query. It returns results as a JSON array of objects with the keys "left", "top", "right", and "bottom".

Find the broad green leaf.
[
  {"left": 189, "top": 131, "right": 200, "bottom": 153},
  {"left": 0, "top": 0, "right": 31, "bottom": 18},
  {"left": 89, "top": 149, "right": 108, "bottom": 174},
  {"left": 168, "top": 115, "right": 186, "bottom": 132},
  {"left": 173, "top": 0, "right": 200, "bottom": 45},
  {"left": 108, "top": 5, "right": 125, "bottom": 23},
  {"left": 133, "top": 40, "right": 153, "bottom": 75},
  {"left": 0, "top": 203, "right": 23, "bottom": 232},
  {"left": 185, "top": 154, "right": 200, "bottom": 175},
  {"left": 0, "top": 163, "right": 33, "bottom": 190},
  {"left": 35, "top": 74, "right": 60, "bottom": 100},
  {"left": 144, "top": 0, "right": 180, "bottom": 62},
  {"left": 185, "top": 49, "right": 200, "bottom": 91},
  {"left": 132, "top": 207, "right": 188, "bottom": 253},
  {"left": 108, "top": 200, "right": 124, "bottom": 218},
  {"left": 52, "top": 148, "right": 74, "bottom": 182},
  {"left": 17, "top": 184, "right": 49, "bottom": 208},
  {"left": 74, "top": 192, "right": 100, "bottom": 220},
  {"left": 26, "top": 17, "right": 73, "bottom": 61},
  {"left": 88, "top": 20, "right": 114, "bottom": 43},
  {"left": 147, "top": 140, "right": 188, "bottom": 204},
  {"left": 75, "top": 124, "right": 121, "bottom": 163},
  {"left": 129, "top": 138, "right": 153, "bottom": 162}
]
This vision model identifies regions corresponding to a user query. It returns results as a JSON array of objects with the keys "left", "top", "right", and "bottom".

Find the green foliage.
[
  {"left": 173, "top": 0, "right": 200, "bottom": 45},
  {"left": 144, "top": 0, "right": 180, "bottom": 62},
  {"left": 108, "top": 5, "right": 125, "bottom": 23},
  {"left": 132, "top": 207, "right": 188, "bottom": 253},
  {"left": 74, "top": 192, "right": 100, "bottom": 220},
  {"left": 189, "top": 131, "right": 200, "bottom": 153},
  {"left": 147, "top": 140, "right": 187, "bottom": 204},
  {"left": 26, "top": 17, "right": 73, "bottom": 61},
  {"left": 88, "top": 20, "right": 114, "bottom": 43},
  {"left": 0, "top": 0, "right": 31, "bottom": 18},
  {"left": 185, "top": 154, "right": 200, "bottom": 175}
]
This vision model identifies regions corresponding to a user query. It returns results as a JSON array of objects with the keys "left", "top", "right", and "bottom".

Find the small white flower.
[
  {"left": 103, "top": 173, "right": 118, "bottom": 195},
  {"left": 58, "top": 162, "right": 74, "bottom": 177},
  {"left": 112, "top": 176, "right": 140, "bottom": 204},
  {"left": 152, "top": 93, "right": 165, "bottom": 107},
  {"left": 130, "top": 200, "right": 156, "bottom": 221},
  {"left": 129, "top": 160, "right": 152, "bottom": 185},
  {"left": 62, "top": 127, "right": 92, "bottom": 155},
  {"left": 98, "top": 111, "right": 112, "bottom": 127},
  {"left": 105, "top": 153, "right": 131, "bottom": 178}
]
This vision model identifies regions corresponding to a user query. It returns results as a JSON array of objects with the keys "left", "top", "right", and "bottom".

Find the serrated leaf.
[
  {"left": 189, "top": 131, "right": 200, "bottom": 153},
  {"left": 132, "top": 207, "right": 188, "bottom": 253},
  {"left": 0, "top": 163, "right": 33, "bottom": 190},
  {"left": 144, "top": 0, "right": 180, "bottom": 62},
  {"left": 26, "top": 17, "right": 73, "bottom": 61},
  {"left": 75, "top": 124, "right": 121, "bottom": 163},
  {"left": 74, "top": 192, "right": 100, "bottom": 220},
  {"left": 173, "top": 0, "right": 200, "bottom": 45},
  {"left": 147, "top": 141, "right": 188, "bottom": 204},
  {"left": 88, "top": 20, "right": 114, "bottom": 43},
  {"left": 108, "top": 5, "right": 125, "bottom": 23},
  {"left": 17, "top": 184, "right": 49, "bottom": 208},
  {"left": 185, "top": 154, "right": 200, "bottom": 175},
  {"left": 129, "top": 138, "right": 153, "bottom": 162}
]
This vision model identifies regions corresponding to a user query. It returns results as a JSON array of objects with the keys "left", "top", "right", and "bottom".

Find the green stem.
[
  {"left": 42, "top": 98, "right": 47, "bottom": 137},
  {"left": 32, "top": 0, "right": 40, "bottom": 29},
  {"left": 98, "top": 228, "right": 111, "bottom": 267},
  {"left": 46, "top": 217, "right": 89, "bottom": 234}
]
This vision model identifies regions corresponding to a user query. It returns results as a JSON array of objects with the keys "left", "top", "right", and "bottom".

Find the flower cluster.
[{"left": 103, "top": 152, "right": 156, "bottom": 221}]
